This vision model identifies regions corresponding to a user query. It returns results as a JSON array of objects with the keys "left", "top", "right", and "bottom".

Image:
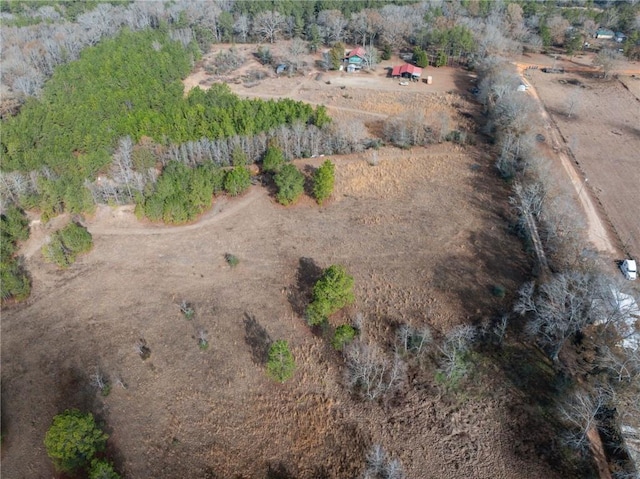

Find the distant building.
[
  {"left": 595, "top": 28, "right": 615, "bottom": 39},
  {"left": 391, "top": 63, "right": 423, "bottom": 80},
  {"left": 344, "top": 47, "right": 366, "bottom": 66}
]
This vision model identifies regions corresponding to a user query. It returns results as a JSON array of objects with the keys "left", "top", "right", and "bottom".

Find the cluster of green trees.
[
  {"left": 0, "top": 28, "right": 329, "bottom": 218},
  {"left": 135, "top": 160, "right": 255, "bottom": 224},
  {"left": 42, "top": 222, "right": 93, "bottom": 268},
  {"left": 306, "top": 264, "right": 355, "bottom": 326},
  {"left": 44, "top": 409, "right": 120, "bottom": 479},
  {"left": 137, "top": 161, "right": 219, "bottom": 224},
  {"left": 261, "top": 145, "right": 305, "bottom": 206},
  {"left": 0, "top": 205, "right": 30, "bottom": 301}
]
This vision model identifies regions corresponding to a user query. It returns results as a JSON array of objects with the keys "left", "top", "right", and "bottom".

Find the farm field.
[
  {"left": 528, "top": 68, "right": 640, "bottom": 260},
  {"left": 3, "top": 41, "right": 610, "bottom": 479}
]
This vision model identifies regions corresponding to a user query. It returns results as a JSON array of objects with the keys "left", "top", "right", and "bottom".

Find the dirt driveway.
[{"left": 525, "top": 67, "right": 640, "bottom": 260}]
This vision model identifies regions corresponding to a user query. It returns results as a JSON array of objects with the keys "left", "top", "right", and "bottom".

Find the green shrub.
[
  {"left": 44, "top": 410, "right": 108, "bottom": 473},
  {"left": 274, "top": 164, "right": 305, "bottom": 205},
  {"left": 262, "top": 145, "right": 285, "bottom": 174},
  {"left": 266, "top": 340, "right": 295, "bottom": 382},
  {"left": 491, "top": 285, "right": 506, "bottom": 298},
  {"left": 312, "top": 160, "right": 335, "bottom": 206},
  {"left": 42, "top": 222, "right": 92, "bottom": 268},
  {"left": 0, "top": 260, "right": 31, "bottom": 301},
  {"left": 89, "top": 459, "right": 120, "bottom": 479},
  {"left": 332, "top": 324, "right": 357, "bottom": 350},
  {"left": 305, "top": 265, "right": 355, "bottom": 326},
  {"left": 225, "top": 253, "right": 239, "bottom": 267},
  {"left": 0, "top": 206, "right": 31, "bottom": 301},
  {"left": 180, "top": 300, "right": 195, "bottom": 320},
  {"left": 435, "top": 51, "right": 448, "bottom": 67},
  {"left": 223, "top": 166, "right": 251, "bottom": 196}
]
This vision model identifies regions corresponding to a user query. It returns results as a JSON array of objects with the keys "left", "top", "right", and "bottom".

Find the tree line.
[
  {"left": 3, "top": 0, "right": 638, "bottom": 113},
  {"left": 477, "top": 54, "right": 640, "bottom": 476}
]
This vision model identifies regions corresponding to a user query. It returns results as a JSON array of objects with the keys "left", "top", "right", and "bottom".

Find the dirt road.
[{"left": 516, "top": 63, "right": 620, "bottom": 257}]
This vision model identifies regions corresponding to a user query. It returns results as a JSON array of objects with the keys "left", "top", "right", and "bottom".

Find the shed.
[
  {"left": 615, "top": 32, "right": 627, "bottom": 43},
  {"left": 595, "top": 28, "right": 615, "bottom": 39},
  {"left": 391, "top": 63, "right": 423, "bottom": 80},
  {"left": 344, "top": 47, "right": 366, "bottom": 65}
]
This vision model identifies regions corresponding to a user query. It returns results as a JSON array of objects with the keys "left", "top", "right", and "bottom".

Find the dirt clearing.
[{"left": 3, "top": 43, "right": 578, "bottom": 479}]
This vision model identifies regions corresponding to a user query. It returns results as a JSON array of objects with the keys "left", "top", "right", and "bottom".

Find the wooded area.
[{"left": 0, "top": 28, "right": 328, "bottom": 220}]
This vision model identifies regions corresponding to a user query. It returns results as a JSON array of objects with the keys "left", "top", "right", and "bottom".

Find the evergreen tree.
[
  {"left": 223, "top": 166, "right": 251, "bottom": 196},
  {"left": 262, "top": 145, "right": 285, "bottom": 173},
  {"left": 274, "top": 164, "right": 305, "bottom": 205},
  {"left": 44, "top": 410, "right": 108, "bottom": 473},
  {"left": 312, "top": 159, "right": 335, "bottom": 206}
]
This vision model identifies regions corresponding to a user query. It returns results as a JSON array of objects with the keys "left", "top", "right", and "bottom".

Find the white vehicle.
[{"left": 620, "top": 259, "right": 638, "bottom": 281}]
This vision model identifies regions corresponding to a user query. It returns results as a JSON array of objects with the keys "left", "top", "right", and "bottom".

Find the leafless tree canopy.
[{"left": 344, "top": 341, "right": 406, "bottom": 401}]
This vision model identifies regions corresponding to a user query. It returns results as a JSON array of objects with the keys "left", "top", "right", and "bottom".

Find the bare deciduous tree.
[
  {"left": 559, "top": 389, "right": 608, "bottom": 452},
  {"left": 598, "top": 345, "right": 640, "bottom": 383},
  {"left": 364, "top": 444, "right": 405, "bottom": 479},
  {"left": 288, "top": 37, "right": 307, "bottom": 70},
  {"left": 253, "top": 11, "right": 284, "bottom": 44},
  {"left": 438, "top": 325, "right": 477, "bottom": 381},
  {"left": 317, "top": 10, "right": 348, "bottom": 44},
  {"left": 595, "top": 49, "right": 622, "bottom": 79},
  {"left": 233, "top": 14, "right": 250, "bottom": 43},
  {"left": 344, "top": 341, "right": 406, "bottom": 401},
  {"left": 396, "top": 323, "right": 432, "bottom": 356},
  {"left": 566, "top": 87, "right": 582, "bottom": 118},
  {"left": 514, "top": 272, "right": 617, "bottom": 362},
  {"left": 547, "top": 15, "right": 571, "bottom": 46}
]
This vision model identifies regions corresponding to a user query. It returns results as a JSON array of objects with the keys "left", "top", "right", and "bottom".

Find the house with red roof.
[
  {"left": 344, "top": 47, "right": 366, "bottom": 66},
  {"left": 391, "top": 63, "right": 423, "bottom": 80}
]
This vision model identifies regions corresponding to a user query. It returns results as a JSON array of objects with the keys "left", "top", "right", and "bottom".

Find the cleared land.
[
  {"left": 3, "top": 45, "right": 581, "bottom": 479},
  {"left": 525, "top": 60, "right": 640, "bottom": 260}
]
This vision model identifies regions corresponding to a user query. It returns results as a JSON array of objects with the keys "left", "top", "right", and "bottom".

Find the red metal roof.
[
  {"left": 346, "top": 47, "right": 366, "bottom": 58},
  {"left": 391, "top": 64, "right": 423, "bottom": 77}
]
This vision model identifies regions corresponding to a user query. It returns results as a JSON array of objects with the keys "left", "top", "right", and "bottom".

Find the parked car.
[{"left": 620, "top": 259, "right": 638, "bottom": 281}]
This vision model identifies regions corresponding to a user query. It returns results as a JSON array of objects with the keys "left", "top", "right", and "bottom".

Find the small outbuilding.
[
  {"left": 595, "top": 28, "right": 615, "bottom": 39},
  {"left": 391, "top": 63, "right": 423, "bottom": 81},
  {"left": 615, "top": 32, "right": 627, "bottom": 43}
]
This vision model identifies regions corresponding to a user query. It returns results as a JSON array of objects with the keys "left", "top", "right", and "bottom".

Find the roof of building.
[
  {"left": 391, "top": 64, "right": 423, "bottom": 77},
  {"left": 346, "top": 47, "right": 366, "bottom": 58},
  {"left": 596, "top": 28, "right": 615, "bottom": 35}
]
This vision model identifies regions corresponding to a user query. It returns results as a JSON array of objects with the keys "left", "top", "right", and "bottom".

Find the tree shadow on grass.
[
  {"left": 287, "top": 257, "right": 323, "bottom": 317},
  {"left": 243, "top": 313, "right": 272, "bottom": 365}
]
